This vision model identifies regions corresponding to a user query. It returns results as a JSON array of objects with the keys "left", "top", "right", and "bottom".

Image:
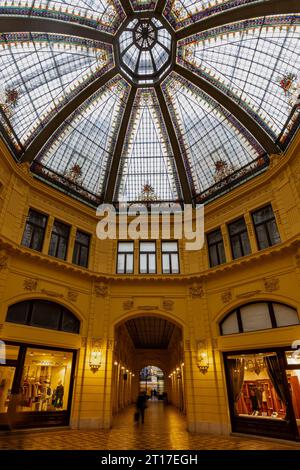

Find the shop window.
[
  {"left": 139, "top": 241, "right": 156, "bottom": 274},
  {"left": 228, "top": 217, "right": 251, "bottom": 259},
  {"left": 162, "top": 241, "right": 179, "bottom": 274},
  {"left": 117, "top": 241, "right": 134, "bottom": 274},
  {"left": 72, "top": 230, "right": 90, "bottom": 268},
  {"left": 21, "top": 209, "right": 48, "bottom": 252},
  {"left": 220, "top": 302, "right": 299, "bottom": 336},
  {"left": 6, "top": 300, "right": 80, "bottom": 334},
  {"left": 18, "top": 348, "right": 73, "bottom": 413},
  {"left": 0, "top": 365, "right": 16, "bottom": 414},
  {"left": 48, "top": 220, "right": 70, "bottom": 260},
  {"left": 207, "top": 228, "right": 226, "bottom": 267},
  {"left": 226, "top": 352, "right": 287, "bottom": 420},
  {"left": 252, "top": 205, "right": 281, "bottom": 250}
]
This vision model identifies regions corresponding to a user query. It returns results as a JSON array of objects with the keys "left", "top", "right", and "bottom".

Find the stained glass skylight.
[
  {"left": 0, "top": 0, "right": 125, "bottom": 34},
  {"left": 36, "top": 76, "right": 130, "bottom": 196},
  {"left": 178, "top": 15, "right": 300, "bottom": 138},
  {"left": 118, "top": 17, "right": 172, "bottom": 84},
  {"left": 0, "top": 4, "right": 299, "bottom": 204},
  {"left": 162, "top": 72, "right": 264, "bottom": 195},
  {"left": 164, "top": 0, "right": 264, "bottom": 30},
  {"left": 115, "top": 88, "right": 182, "bottom": 202},
  {"left": 130, "top": 0, "right": 157, "bottom": 11},
  {"left": 0, "top": 34, "right": 113, "bottom": 145}
]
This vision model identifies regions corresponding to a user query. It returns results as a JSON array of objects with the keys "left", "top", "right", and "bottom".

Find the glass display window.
[
  {"left": 0, "top": 366, "right": 16, "bottom": 414},
  {"left": 18, "top": 348, "right": 73, "bottom": 413},
  {"left": 226, "top": 352, "right": 287, "bottom": 420}
]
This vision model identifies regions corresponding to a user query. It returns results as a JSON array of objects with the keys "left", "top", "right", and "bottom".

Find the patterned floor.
[{"left": 0, "top": 401, "right": 299, "bottom": 450}]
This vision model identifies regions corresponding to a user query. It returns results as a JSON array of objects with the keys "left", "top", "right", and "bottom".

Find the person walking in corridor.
[{"left": 136, "top": 391, "right": 147, "bottom": 424}]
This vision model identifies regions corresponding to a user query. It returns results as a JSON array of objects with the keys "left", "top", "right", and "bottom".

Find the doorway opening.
[
  {"left": 111, "top": 315, "right": 185, "bottom": 419},
  {"left": 140, "top": 366, "right": 164, "bottom": 400}
]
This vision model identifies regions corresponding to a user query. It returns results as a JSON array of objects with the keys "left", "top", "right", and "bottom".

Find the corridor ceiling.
[
  {"left": 0, "top": 1, "right": 299, "bottom": 205},
  {"left": 125, "top": 316, "right": 177, "bottom": 348}
]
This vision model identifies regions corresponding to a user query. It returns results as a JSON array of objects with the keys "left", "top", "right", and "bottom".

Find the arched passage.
[{"left": 111, "top": 314, "right": 186, "bottom": 423}]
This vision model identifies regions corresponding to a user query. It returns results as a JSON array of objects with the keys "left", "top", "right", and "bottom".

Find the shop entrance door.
[{"left": 0, "top": 364, "right": 17, "bottom": 427}]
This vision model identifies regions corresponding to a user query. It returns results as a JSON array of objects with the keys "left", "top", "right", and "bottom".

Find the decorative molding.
[
  {"left": 23, "top": 278, "right": 38, "bottom": 291},
  {"left": 162, "top": 299, "right": 174, "bottom": 311},
  {"left": 185, "top": 340, "right": 191, "bottom": 351},
  {"left": 137, "top": 306, "right": 158, "bottom": 310},
  {"left": 295, "top": 254, "right": 300, "bottom": 267},
  {"left": 40, "top": 289, "right": 63, "bottom": 298},
  {"left": 94, "top": 283, "right": 108, "bottom": 297},
  {"left": 81, "top": 337, "right": 87, "bottom": 348},
  {"left": 0, "top": 255, "right": 8, "bottom": 271},
  {"left": 221, "top": 290, "right": 232, "bottom": 304},
  {"left": 236, "top": 290, "right": 262, "bottom": 299},
  {"left": 107, "top": 339, "right": 113, "bottom": 350},
  {"left": 189, "top": 284, "right": 204, "bottom": 298},
  {"left": 123, "top": 300, "right": 134, "bottom": 311},
  {"left": 264, "top": 277, "right": 279, "bottom": 292},
  {"left": 68, "top": 289, "right": 79, "bottom": 302}
]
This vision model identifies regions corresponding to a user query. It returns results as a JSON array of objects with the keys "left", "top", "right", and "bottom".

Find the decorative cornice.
[
  {"left": 0, "top": 254, "right": 8, "bottom": 271},
  {"left": 0, "top": 235, "right": 299, "bottom": 284}
]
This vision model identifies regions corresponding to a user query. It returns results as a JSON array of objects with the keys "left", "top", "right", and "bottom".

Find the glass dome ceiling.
[{"left": 0, "top": 0, "right": 299, "bottom": 206}]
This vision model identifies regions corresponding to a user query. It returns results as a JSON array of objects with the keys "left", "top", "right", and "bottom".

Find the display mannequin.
[{"left": 52, "top": 380, "right": 64, "bottom": 409}]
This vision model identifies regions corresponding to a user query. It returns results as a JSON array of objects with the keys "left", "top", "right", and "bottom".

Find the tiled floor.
[{"left": 0, "top": 401, "right": 299, "bottom": 450}]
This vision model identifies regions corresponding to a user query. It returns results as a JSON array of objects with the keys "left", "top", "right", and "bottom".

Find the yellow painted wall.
[{"left": 0, "top": 132, "right": 300, "bottom": 433}]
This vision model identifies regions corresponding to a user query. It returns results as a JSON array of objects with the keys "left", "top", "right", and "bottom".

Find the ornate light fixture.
[
  {"left": 196, "top": 340, "right": 209, "bottom": 374},
  {"left": 89, "top": 339, "right": 102, "bottom": 372}
]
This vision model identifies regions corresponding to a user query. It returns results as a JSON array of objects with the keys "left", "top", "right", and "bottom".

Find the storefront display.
[
  {"left": 224, "top": 348, "right": 300, "bottom": 441},
  {"left": 0, "top": 342, "right": 76, "bottom": 429}
]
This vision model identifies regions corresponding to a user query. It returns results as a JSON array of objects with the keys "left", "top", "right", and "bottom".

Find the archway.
[{"left": 111, "top": 314, "right": 185, "bottom": 422}]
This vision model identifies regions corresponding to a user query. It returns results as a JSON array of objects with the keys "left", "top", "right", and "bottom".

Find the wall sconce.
[
  {"left": 89, "top": 339, "right": 102, "bottom": 372},
  {"left": 196, "top": 340, "right": 209, "bottom": 374}
]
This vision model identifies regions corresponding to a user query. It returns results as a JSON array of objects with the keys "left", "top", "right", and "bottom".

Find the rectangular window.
[
  {"left": 117, "top": 242, "right": 134, "bottom": 274},
  {"left": 48, "top": 220, "right": 70, "bottom": 260},
  {"left": 207, "top": 229, "right": 226, "bottom": 267},
  {"left": 228, "top": 217, "right": 251, "bottom": 259},
  {"left": 21, "top": 209, "right": 47, "bottom": 252},
  {"left": 252, "top": 205, "right": 281, "bottom": 250},
  {"left": 72, "top": 230, "right": 90, "bottom": 268},
  {"left": 139, "top": 241, "right": 156, "bottom": 274},
  {"left": 162, "top": 241, "right": 179, "bottom": 274}
]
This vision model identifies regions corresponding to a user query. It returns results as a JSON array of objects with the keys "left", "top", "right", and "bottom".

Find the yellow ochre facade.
[{"left": 0, "top": 133, "right": 300, "bottom": 437}]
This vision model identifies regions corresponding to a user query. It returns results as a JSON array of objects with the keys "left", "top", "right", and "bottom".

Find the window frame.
[
  {"left": 228, "top": 217, "right": 251, "bottom": 260},
  {"left": 251, "top": 204, "right": 281, "bottom": 250},
  {"left": 220, "top": 301, "right": 299, "bottom": 336},
  {"left": 207, "top": 228, "right": 226, "bottom": 267},
  {"left": 139, "top": 241, "right": 157, "bottom": 274},
  {"left": 72, "top": 229, "right": 90, "bottom": 268},
  {"left": 48, "top": 219, "right": 71, "bottom": 261},
  {"left": 21, "top": 208, "right": 48, "bottom": 252},
  {"left": 161, "top": 240, "right": 180, "bottom": 274},
  {"left": 117, "top": 241, "right": 134, "bottom": 274}
]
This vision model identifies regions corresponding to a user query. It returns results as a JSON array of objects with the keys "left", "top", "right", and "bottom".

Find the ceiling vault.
[
  {"left": 0, "top": 16, "right": 114, "bottom": 44},
  {"left": 176, "top": 0, "right": 300, "bottom": 40},
  {"left": 104, "top": 86, "right": 137, "bottom": 202},
  {"left": 175, "top": 64, "right": 279, "bottom": 156},
  {"left": 21, "top": 67, "right": 118, "bottom": 163},
  {"left": 155, "top": 84, "right": 193, "bottom": 204}
]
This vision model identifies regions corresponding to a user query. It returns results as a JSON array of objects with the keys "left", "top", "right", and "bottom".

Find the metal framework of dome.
[{"left": 0, "top": 0, "right": 299, "bottom": 206}]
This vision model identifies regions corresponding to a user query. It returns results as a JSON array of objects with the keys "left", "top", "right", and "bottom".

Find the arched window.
[
  {"left": 6, "top": 300, "right": 80, "bottom": 334},
  {"left": 220, "top": 302, "right": 299, "bottom": 336}
]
